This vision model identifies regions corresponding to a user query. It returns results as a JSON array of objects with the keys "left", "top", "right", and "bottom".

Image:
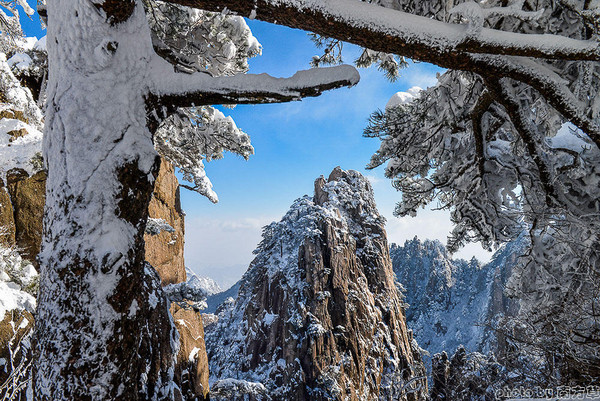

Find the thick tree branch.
[
  {"left": 471, "top": 90, "right": 494, "bottom": 177},
  {"left": 168, "top": 0, "right": 600, "bottom": 62},
  {"left": 148, "top": 60, "right": 360, "bottom": 108},
  {"left": 485, "top": 78, "right": 559, "bottom": 207},
  {"left": 471, "top": 55, "right": 600, "bottom": 149},
  {"left": 163, "top": 0, "right": 600, "bottom": 149}
]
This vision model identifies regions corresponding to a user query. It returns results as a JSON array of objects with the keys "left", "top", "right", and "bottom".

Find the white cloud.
[{"left": 364, "top": 174, "right": 383, "bottom": 186}]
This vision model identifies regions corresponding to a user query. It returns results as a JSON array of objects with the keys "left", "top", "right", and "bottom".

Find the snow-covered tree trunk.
[
  {"left": 31, "top": 1, "right": 358, "bottom": 398},
  {"left": 33, "top": 1, "right": 179, "bottom": 399}
]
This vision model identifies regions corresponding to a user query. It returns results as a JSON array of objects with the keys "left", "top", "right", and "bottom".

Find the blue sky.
[
  {"left": 180, "top": 20, "right": 493, "bottom": 288},
  {"left": 20, "top": 8, "right": 492, "bottom": 288}
]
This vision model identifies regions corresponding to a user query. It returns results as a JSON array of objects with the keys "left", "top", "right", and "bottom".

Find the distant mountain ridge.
[
  {"left": 204, "top": 280, "right": 240, "bottom": 314},
  {"left": 186, "top": 268, "right": 223, "bottom": 296},
  {"left": 390, "top": 236, "right": 524, "bottom": 366}
]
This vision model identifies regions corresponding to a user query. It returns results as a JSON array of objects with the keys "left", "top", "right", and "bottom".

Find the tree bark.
[
  {"left": 33, "top": 1, "right": 179, "bottom": 399},
  {"left": 32, "top": 1, "right": 359, "bottom": 399},
  {"left": 170, "top": 0, "right": 600, "bottom": 62}
]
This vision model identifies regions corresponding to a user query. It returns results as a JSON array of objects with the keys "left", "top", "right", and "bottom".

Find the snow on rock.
[
  {"left": 211, "top": 378, "right": 268, "bottom": 401},
  {"left": 185, "top": 268, "right": 222, "bottom": 297},
  {"left": 0, "top": 119, "right": 43, "bottom": 180},
  {"left": 7, "top": 53, "right": 32, "bottom": 70},
  {"left": 0, "top": 244, "right": 38, "bottom": 319},
  {"left": 0, "top": 280, "right": 35, "bottom": 321},
  {"left": 0, "top": 53, "right": 43, "bottom": 130},
  {"left": 0, "top": 52, "right": 44, "bottom": 180},
  {"left": 0, "top": 244, "right": 37, "bottom": 400},
  {"left": 205, "top": 167, "right": 427, "bottom": 401},
  {"left": 391, "top": 236, "right": 525, "bottom": 370}
]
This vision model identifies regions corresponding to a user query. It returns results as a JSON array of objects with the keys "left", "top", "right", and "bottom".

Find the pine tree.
[{"left": 32, "top": 1, "right": 358, "bottom": 399}]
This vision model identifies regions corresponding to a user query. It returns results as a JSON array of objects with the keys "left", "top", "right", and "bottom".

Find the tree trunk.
[{"left": 33, "top": 1, "right": 179, "bottom": 399}]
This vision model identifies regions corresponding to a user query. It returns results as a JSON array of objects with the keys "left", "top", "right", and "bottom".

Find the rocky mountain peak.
[{"left": 206, "top": 168, "right": 427, "bottom": 401}]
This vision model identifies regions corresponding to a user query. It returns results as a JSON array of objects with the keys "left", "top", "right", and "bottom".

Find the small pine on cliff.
[{"left": 205, "top": 167, "right": 427, "bottom": 401}]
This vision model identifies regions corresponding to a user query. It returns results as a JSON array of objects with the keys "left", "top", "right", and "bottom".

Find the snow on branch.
[
  {"left": 168, "top": 0, "right": 600, "bottom": 62},
  {"left": 148, "top": 58, "right": 360, "bottom": 108},
  {"left": 154, "top": 106, "right": 254, "bottom": 203},
  {"left": 163, "top": 0, "right": 600, "bottom": 147},
  {"left": 145, "top": 218, "right": 175, "bottom": 236}
]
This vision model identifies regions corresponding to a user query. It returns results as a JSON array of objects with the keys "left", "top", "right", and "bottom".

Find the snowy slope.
[{"left": 204, "top": 280, "right": 240, "bottom": 314}]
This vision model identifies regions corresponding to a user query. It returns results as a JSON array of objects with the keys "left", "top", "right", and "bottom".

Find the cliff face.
[
  {"left": 0, "top": 178, "right": 15, "bottom": 247},
  {"left": 0, "top": 157, "right": 210, "bottom": 400},
  {"left": 390, "top": 237, "right": 524, "bottom": 365},
  {"left": 206, "top": 168, "right": 427, "bottom": 401},
  {"left": 144, "top": 160, "right": 186, "bottom": 286},
  {"left": 6, "top": 169, "right": 46, "bottom": 266},
  {"left": 0, "top": 168, "right": 46, "bottom": 266}
]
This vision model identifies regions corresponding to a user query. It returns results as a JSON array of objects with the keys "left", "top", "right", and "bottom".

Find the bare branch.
[
  {"left": 470, "top": 90, "right": 493, "bottom": 177},
  {"left": 485, "top": 78, "right": 558, "bottom": 207}
]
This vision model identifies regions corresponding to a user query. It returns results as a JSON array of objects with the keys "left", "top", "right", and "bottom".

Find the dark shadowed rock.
[
  {"left": 6, "top": 168, "right": 46, "bottom": 265},
  {"left": 0, "top": 178, "right": 16, "bottom": 247}
]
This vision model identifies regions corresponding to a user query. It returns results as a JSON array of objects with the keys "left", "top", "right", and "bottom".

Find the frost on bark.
[
  {"left": 33, "top": 2, "right": 178, "bottom": 399},
  {"left": 33, "top": 0, "right": 358, "bottom": 399}
]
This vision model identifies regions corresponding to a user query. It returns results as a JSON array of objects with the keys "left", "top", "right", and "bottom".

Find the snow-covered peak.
[
  {"left": 205, "top": 167, "right": 427, "bottom": 400},
  {"left": 250, "top": 167, "right": 385, "bottom": 283},
  {"left": 391, "top": 235, "right": 526, "bottom": 371},
  {"left": 185, "top": 267, "right": 222, "bottom": 296}
]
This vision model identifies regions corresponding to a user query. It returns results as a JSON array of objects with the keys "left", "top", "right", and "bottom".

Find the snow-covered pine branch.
[
  {"left": 145, "top": 217, "right": 175, "bottom": 235},
  {"left": 148, "top": 60, "right": 360, "bottom": 108},
  {"left": 174, "top": 0, "right": 600, "bottom": 149},
  {"left": 171, "top": 0, "right": 600, "bottom": 61},
  {"left": 143, "top": 0, "right": 358, "bottom": 201},
  {"left": 154, "top": 106, "right": 253, "bottom": 202},
  {"left": 144, "top": 1, "right": 261, "bottom": 76}
]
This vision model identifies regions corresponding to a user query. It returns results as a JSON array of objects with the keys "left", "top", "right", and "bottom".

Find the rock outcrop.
[
  {"left": 144, "top": 159, "right": 210, "bottom": 400},
  {"left": 0, "top": 178, "right": 15, "bottom": 247},
  {"left": 144, "top": 159, "right": 186, "bottom": 286},
  {"left": 170, "top": 303, "right": 210, "bottom": 400},
  {"left": 5, "top": 168, "right": 46, "bottom": 265},
  {"left": 206, "top": 168, "right": 427, "bottom": 401}
]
